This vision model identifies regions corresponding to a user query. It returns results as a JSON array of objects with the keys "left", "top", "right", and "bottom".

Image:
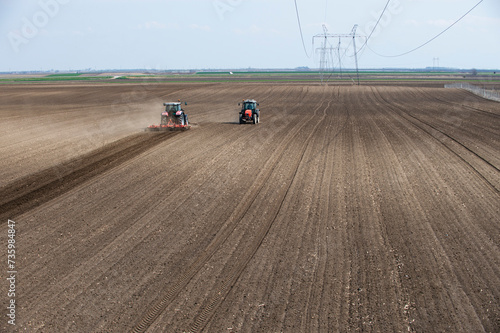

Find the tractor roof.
[
  {"left": 163, "top": 102, "right": 181, "bottom": 106},
  {"left": 243, "top": 99, "right": 257, "bottom": 103}
]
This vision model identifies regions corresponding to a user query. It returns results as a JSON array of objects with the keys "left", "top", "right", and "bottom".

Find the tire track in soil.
[
  {"left": 416, "top": 87, "right": 500, "bottom": 117},
  {"left": 0, "top": 131, "right": 178, "bottom": 223},
  {"left": 132, "top": 95, "right": 329, "bottom": 333},
  {"left": 368, "top": 87, "right": 500, "bottom": 332},
  {"left": 6, "top": 83, "right": 498, "bottom": 332},
  {"left": 16, "top": 119, "right": 269, "bottom": 332},
  {"left": 187, "top": 99, "right": 332, "bottom": 333},
  {"left": 371, "top": 86, "right": 500, "bottom": 194},
  {"left": 277, "top": 90, "right": 347, "bottom": 332},
  {"left": 389, "top": 87, "right": 500, "bottom": 169},
  {"left": 104, "top": 85, "right": 308, "bottom": 332},
  {"left": 358, "top": 89, "right": 417, "bottom": 332}
]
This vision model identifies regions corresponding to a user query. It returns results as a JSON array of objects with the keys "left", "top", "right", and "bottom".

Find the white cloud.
[
  {"left": 404, "top": 19, "right": 420, "bottom": 27},
  {"left": 426, "top": 19, "right": 455, "bottom": 27},
  {"left": 137, "top": 21, "right": 177, "bottom": 30},
  {"left": 464, "top": 14, "right": 500, "bottom": 26},
  {"left": 190, "top": 24, "right": 211, "bottom": 32},
  {"left": 233, "top": 25, "right": 282, "bottom": 36}
]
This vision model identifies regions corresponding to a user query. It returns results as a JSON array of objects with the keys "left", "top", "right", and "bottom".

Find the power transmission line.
[
  {"left": 367, "top": 0, "right": 484, "bottom": 58},
  {"left": 356, "top": 0, "right": 392, "bottom": 55},
  {"left": 294, "top": 0, "right": 312, "bottom": 58}
]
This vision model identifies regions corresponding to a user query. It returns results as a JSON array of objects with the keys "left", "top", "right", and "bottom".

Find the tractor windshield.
[
  {"left": 244, "top": 102, "right": 255, "bottom": 110},
  {"left": 165, "top": 104, "right": 180, "bottom": 112}
]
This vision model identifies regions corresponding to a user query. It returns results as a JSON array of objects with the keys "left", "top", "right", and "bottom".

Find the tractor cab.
[
  {"left": 242, "top": 101, "right": 257, "bottom": 111},
  {"left": 164, "top": 102, "right": 182, "bottom": 113},
  {"left": 159, "top": 101, "right": 189, "bottom": 128}
]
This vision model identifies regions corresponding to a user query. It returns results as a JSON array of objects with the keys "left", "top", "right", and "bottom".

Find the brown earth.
[{"left": 1, "top": 82, "right": 499, "bottom": 332}]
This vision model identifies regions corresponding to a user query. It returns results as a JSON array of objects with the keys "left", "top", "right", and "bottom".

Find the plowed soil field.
[{"left": 1, "top": 82, "right": 499, "bottom": 332}]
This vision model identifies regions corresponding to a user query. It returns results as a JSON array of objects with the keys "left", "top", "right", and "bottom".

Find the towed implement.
[{"left": 147, "top": 101, "right": 190, "bottom": 131}]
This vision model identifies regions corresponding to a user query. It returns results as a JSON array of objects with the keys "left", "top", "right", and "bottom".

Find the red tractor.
[
  {"left": 147, "top": 101, "right": 190, "bottom": 131},
  {"left": 239, "top": 99, "right": 260, "bottom": 124}
]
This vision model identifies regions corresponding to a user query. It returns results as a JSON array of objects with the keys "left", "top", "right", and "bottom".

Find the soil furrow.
[
  {"left": 1, "top": 82, "right": 499, "bottom": 333},
  {"left": 188, "top": 99, "right": 331, "bottom": 333},
  {"left": 417, "top": 87, "right": 500, "bottom": 117},
  {"left": 0, "top": 132, "right": 178, "bottom": 223},
  {"left": 372, "top": 86, "right": 500, "bottom": 193},
  {"left": 131, "top": 91, "right": 323, "bottom": 333}
]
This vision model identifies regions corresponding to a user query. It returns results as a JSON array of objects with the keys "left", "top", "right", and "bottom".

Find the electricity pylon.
[{"left": 313, "top": 24, "right": 364, "bottom": 85}]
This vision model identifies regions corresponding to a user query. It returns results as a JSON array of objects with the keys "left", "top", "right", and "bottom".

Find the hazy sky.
[{"left": 1, "top": 0, "right": 499, "bottom": 71}]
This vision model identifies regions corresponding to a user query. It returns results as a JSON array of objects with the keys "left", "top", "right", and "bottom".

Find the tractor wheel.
[
  {"left": 239, "top": 115, "right": 244, "bottom": 124},
  {"left": 252, "top": 114, "right": 257, "bottom": 124}
]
